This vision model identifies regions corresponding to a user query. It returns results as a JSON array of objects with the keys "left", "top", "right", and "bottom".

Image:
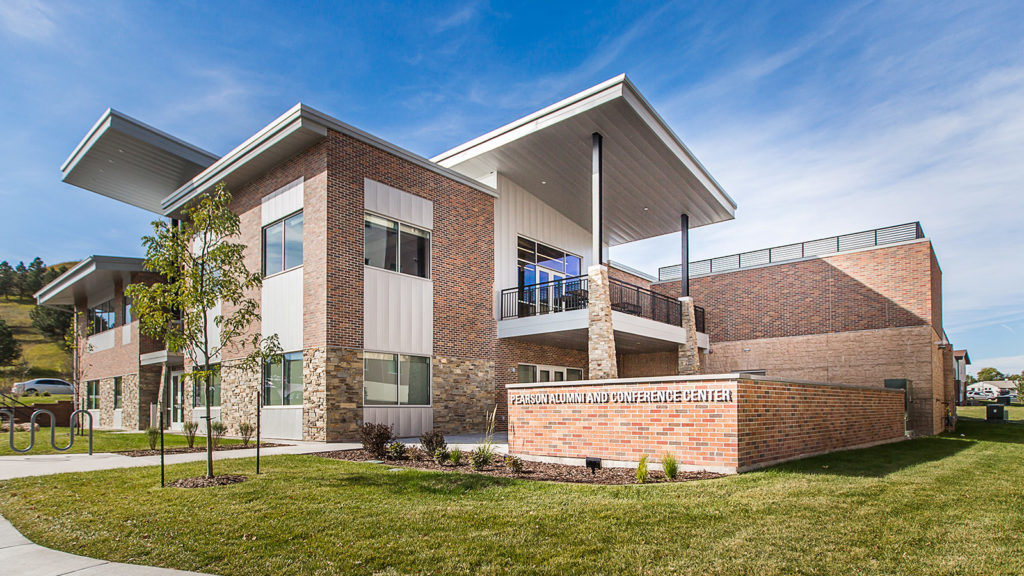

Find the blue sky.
[{"left": 1, "top": 1, "right": 1021, "bottom": 374}]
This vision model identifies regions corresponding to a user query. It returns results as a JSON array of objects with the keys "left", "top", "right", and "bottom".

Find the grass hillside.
[{"left": 0, "top": 297, "right": 70, "bottom": 391}]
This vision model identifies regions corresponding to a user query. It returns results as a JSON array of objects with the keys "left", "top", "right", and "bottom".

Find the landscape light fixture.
[{"left": 585, "top": 456, "right": 602, "bottom": 475}]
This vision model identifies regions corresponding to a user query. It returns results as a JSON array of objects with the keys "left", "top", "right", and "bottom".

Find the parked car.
[{"left": 12, "top": 378, "right": 74, "bottom": 396}]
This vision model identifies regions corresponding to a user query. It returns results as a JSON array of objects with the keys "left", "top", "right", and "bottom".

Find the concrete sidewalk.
[
  {"left": 0, "top": 433, "right": 506, "bottom": 480},
  {"left": 0, "top": 514, "right": 210, "bottom": 575},
  {"left": 0, "top": 441, "right": 358, "bottom": 480}
]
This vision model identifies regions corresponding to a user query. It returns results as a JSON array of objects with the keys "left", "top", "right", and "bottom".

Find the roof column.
[
  {"left": 680, "top": 213, "right": 689, "bottom": 297},
  {"left": 592, "top": 132, "right": 603, "bottom": 265}
]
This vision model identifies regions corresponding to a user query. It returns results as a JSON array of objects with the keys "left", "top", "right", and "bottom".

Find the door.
[
  {"left": 536, "top": 268, "right": 565, "bottom": 314},
  {"left": 169, "top": 371, "right": 185, "bottom": 430}
]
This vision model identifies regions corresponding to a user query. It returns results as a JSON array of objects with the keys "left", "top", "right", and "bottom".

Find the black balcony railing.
[
  {"left": 500, "top": 275, "right": 589, "bottom": 320},
  {"left": 693, "top": 305, "right": 706, "bottom": 333},
  {"left": 608, "top": 278, "right": 682, "bottom": 326},
  {"left": 658, "top": 221, "right": 925, "bottom": 281}
]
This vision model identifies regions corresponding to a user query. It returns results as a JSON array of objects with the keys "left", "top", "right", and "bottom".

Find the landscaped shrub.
[
  {"left": 662, "top": 453, "right": 678, "bottom": 480},
  {"left": 238, "top": 422, "right": 255, "bottom": 446},
  {"left": 636, "top": 455, "right": 649, "bottom": 484},
  {"left": 145, "top": 427, "right": 160, "bottom": 450},
  {"left": 210, "top": 421, "right": 227, "bottom": 448},
  {"left": 183, "top": 421, "right": 198, "bottom": 448},
  {"left": 360, "top": 423, "right": 393, "bottom": 459},
  {"left": 504, "top": 455, "right": 524, "bottom": 475},
  {"left": 406, "top": 446, "right": 425, "bottom": 461},
  {"left": 448, "top": 447, "right": 463, "bottom": 466},
  {"left": 433, "top": 448, "right": 449, "bottom": 465},
  {"left": 388, "top": 441, "right": 407, "bottom": 460},
  {"left": 470, "top": 446, "right": 492, "bottom": 471},
  {"left": 420, "top": 429, "right": 447, "bottom": 456}
]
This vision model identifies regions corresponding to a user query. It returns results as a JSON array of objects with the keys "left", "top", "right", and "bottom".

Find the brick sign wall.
[{"left": 508, "top": 376, "right": 906, "bottom": 474}]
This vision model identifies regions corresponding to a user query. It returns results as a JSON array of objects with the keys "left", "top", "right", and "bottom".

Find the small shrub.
[
  {"left": 183, "top": 421, "right": 198, "bottom": 448},
  {"left": 420, "top": 429, "right": 447, "bottom": 456},
  {"left": 145, "top": 427, "right": 160, "bottom": 450},
  {"left": 636, "top": 455, "right": 649, "bottom": 484},
  {"left": 662, "top": 453, "right": 678, "bottom": 480},
  {"left": 504, "top": 455, "right": 524, "bottom": 475},
  {"left": 42, "top": 391, "right": 51, "bottom": 397},
  {"left": 388, "top": 441, "right": 407, "bottom": 460},
  {"left": 210, "top": 421, "right": 227, "bottom": 448},
  {"left": 360, "top": 423, "right": 393, "bottom": 459},
  {"left": 448, "top": 447, "right": 463, "bottom": 466},
  {"left": 238, "top": 422, "right": 255, "bottom": 446},
  {"left": 470, "top": 446, "right": 492, "bottom": 471},
  {"left": 433, "top": 448, "right": 449, "bottom": 465},
  {"left": 406, "top": 446, "right": 425, "bottom": 461}
]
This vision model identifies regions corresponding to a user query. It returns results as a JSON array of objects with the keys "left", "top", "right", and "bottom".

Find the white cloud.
[
  {"left": 432, "top": 1, "right": 482, "bottom": 34},
  {"left": 968, "top": 354, "right": 1024, "bottom": 376},
  {"left": 0, "top": 0, "right": 55, "bottom": 41}
]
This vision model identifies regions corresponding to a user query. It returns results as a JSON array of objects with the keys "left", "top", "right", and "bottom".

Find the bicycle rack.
[{"left": 1, "top": 408, "right": 93, "bottom": 455}]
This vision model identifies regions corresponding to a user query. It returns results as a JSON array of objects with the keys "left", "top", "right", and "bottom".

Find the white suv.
[{"left": 12, "top": 378, "right": 74, "bottom": 396}]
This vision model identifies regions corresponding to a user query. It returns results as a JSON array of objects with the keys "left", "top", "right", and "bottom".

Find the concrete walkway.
[
  {"left": 0, "top": 514, "right": 210, "bottom": 575},
  {"left": 0, "top": 433, "right": 506, "bottom": 480}
]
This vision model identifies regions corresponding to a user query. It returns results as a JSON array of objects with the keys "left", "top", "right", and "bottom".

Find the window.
[
  {"left": 517, "top": 237, "right": 582, "bottom": 287},
  {"left": 263, "top": 211, "right": 303, "bottom": 276},
  {"left": 86, "top": 380, "right": 100, "bottom": 409},
  {"left": 88, "top": 299, "right": 116, "bottom": 335},
  {"left": 517, "top": 364, "right": 583, "bottom": 383},
  {"left": 194, "top": 368, "right": 221, "bottom": 407},
  {"left": 264, "top": 352, "right": 303, "bottom": 406},
  {"left": 363, "top": 352, "right": 431, "bottom": 406},
  {"left": 123, "top": 296, "right": 132, "bottom": 324},
  {"left": 364, "top": 214, "right": 430, "bottom": 278},
  {"left": 113, "top": 377, "right": 122, "bottom": 409}
]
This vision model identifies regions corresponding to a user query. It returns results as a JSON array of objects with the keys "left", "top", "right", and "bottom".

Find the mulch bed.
[
  {"left": 168, "top": 474, "right": 248, "bottom": 488},
  {"left": 316, "top": 449, "right": 724, "bottom": 485},
  {"left": 116, "top": 442, "right": 286, "bottom": 457}
]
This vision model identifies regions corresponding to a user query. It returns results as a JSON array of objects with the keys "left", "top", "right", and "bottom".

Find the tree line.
[{"left": 0, "top": 257, "right": 73, "bottom": 369}]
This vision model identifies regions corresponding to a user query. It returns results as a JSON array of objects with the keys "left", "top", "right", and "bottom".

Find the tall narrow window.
[
  {"left": 86, "top": 380, "right": 100, "bottom": 409},
  {"left": 88, "top": 299, "right": 116, "bottom": 335},
  {"left": 123, "top": 297, "right": 132, "bottom": 324},
  {"left": 364, "top": 214, "right": 430, "bottom": 278},
  {"left": 263, "top": 211, "right": 303, "bottom": 276},
  {"left": 113, "top": 376, "right": 122, "bottom": 409},
  {"left": 194, "top": 367, "right": 221, "bottom": 407},
  {"left": 263, "top": 352, "right": 303, "bottom": 406}
]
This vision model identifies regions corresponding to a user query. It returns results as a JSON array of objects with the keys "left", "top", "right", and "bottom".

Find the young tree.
[
  {"left": 31, "top": 304, "right": 73, "bottom": 339},
  {"left": 126, "top": 182, "right": 280, "bottom": 479},
  {"left": 0, "top": 261, "right": 14, "bottom": 299},
  {"left": 0, "top": 319, "right": 21, "bottom": 367}
]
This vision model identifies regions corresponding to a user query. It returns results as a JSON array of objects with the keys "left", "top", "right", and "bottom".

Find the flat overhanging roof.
[
  {"left": 61, "top": 109, "right": 219, "bottom": 214},
  {"left": 35, "top": 255, "right": 146, "bottom": 307},
  {"left": 433, "top": 75, "right": 737, "bottom": 246}
]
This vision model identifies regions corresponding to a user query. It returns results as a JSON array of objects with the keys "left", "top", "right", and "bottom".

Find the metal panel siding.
[
  {"left": 207, "top": 302, "right": 222, "bottom": 363},
  {"left": 261, "top": 177, "right": 304, "bottom": 224},
  {"left": 363, "top": 406, "right": 433, "bottom": 438},
  {"left": 364, "top": 178, "right": 433, "bottom": 229},
  {"left": 363, "top": 267, "right": 433, "bottom": 356},
  {"left": 494, "top": 173, "right": 592, "bottom": 317},
  {"left": 260, "top": 407, "right": 303, "bottom": 440},
  {"left": 262, "top": 267, "right": 304, "bottom": 352}
]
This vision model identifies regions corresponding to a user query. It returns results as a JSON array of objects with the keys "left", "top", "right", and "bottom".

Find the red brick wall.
[
  {"left": 617, "top": 351, "right": 678, "bottom": 378},
  {"left": 508, "top": 377, "right": 906, "bottom": 473},
  {"left": 654, "top": 241, "right": 938, "bottom": 342},
  {"left": 737, "top": 379, "right": 906, "bottom": 470}
]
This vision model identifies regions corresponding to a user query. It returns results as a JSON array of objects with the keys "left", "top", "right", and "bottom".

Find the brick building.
[{"left": 35, "top": 75, "right": 951, "bottom": 470}]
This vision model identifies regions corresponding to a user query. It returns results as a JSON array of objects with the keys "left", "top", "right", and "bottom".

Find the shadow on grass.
[
  {"left": 770, "top": 419, "right": 1024, "bottom": 478},
  {"left": 324, "top": 466, "right": 517, "bottom": 496}
]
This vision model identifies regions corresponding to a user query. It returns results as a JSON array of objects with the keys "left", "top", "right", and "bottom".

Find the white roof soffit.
[
  {"left": 162, "top": 104, "right": 496, "bottom": 215},
  {"left": 61, "top": 109, "right": 219, "bottom": 214},
  {"left": 433, "top": 74, "right": 737, "bottom": 246},
  {"left": 34, "top": 256, "right": 146, "bottom": 307}
]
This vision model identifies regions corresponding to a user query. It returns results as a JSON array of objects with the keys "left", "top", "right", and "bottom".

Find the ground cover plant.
[
  {"left": 0, "top": 420, "right": 1022, "bottom": 575},
  {"left": 0, "top": 427, "right": 245, "bottom": 456}
]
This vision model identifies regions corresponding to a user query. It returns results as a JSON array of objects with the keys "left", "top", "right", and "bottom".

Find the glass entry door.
[
  {"left": 536, "top": 267, "right": 565, "bottom": 315},
  {"left": 168, "top": 371, "right": 185, "bottom": 429}
]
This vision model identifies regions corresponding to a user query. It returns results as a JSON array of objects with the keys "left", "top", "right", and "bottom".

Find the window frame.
[
  {"left": 87, "top": 299, "right": 117, "bottom": 336},
  {"left": 516, "top": 363, "right": 584, "bottom": 384},
  {"left": 262, "top": 352, "right": 304, "bottom": 407},
  {"left": 363, "top": 212, "right": 431, "bottom": 279},
  {"left": 362, "top": 351, "right": 433, "bottom": 407},
  {"left": 86, "top": 380, "right": 100, "bottom": 409},
  {"left": 516, "top": 236, "right": 582, "bottom": 288},
  {"left": 262, "top": 210, "right": 304, "bottom": 277},
  {"left": 113, "top": 376, "right": 122, "bottom": 409},
  {"left": 193, "top": 366, "right": 222, "bottom": 408}
]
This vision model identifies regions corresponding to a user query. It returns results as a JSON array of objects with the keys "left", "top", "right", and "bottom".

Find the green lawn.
[
  {"left": 959, "top": 405, "right": 1024, "bottom": 422},
  {"left": 8, "top": 393, "right": 73, "bottom": 406},
  {"left": 1, "top": 420, "right": 1022, "bottom": 575},
  {"left": 0, "top": 427, "right": 243, "bottom": 456},
  {"left": 0, "top": 298, "right": 71, "bottom": 389}
]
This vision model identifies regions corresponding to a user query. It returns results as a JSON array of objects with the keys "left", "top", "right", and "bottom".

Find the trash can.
[
  {"left": 987, "top": 404, "right": 1007, "bottom": 422},
  {"left": 995, "top": 395, "right": 1012, "bottom": 406}
]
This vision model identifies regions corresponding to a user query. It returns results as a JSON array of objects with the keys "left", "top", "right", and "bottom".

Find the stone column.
[
  {"left": 588, "top": 264, "right": 617, "bottom": 379},
  {"left": 677, "top": 296, "right": 700, "bottom": 375}
]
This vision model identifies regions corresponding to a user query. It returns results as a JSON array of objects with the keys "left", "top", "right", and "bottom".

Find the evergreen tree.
[
  {"left": 23, "top": 257, "right": 46, "bottom": 297},
  {"left": 13, "top": 261, "right": 27, "bottom": 298},
  {"left": 30, "top": 304, "right": 73, "bottom": 339},
  {"left": 0, "top": 261, "right": 13, "bottom": 299},
  {"left": 0, "top": 319, "right": 21, "bottom": 366}
]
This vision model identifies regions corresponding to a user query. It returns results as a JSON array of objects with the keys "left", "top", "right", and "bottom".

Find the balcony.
[{"left": 500, "top": 276, "right": 704, "bottom": 331}]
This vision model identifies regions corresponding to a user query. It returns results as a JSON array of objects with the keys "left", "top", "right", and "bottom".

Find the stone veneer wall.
[
  {"left": 587, "top": 265, "right": 617, "bottom": 379},
  {"left": 677, "top": 297, "right": 700, "bottom": 375},
  {"left": 98, "top": 377, "right": 116, "bottom": 428},
  {"left": 218, "top": 360, "right": 259, "bottom": 435},
  {"left": 432, "top": 356, "right": 496, "bottom": 435},
  {"left": 138, "top": 367, "right": 162, "bottom": 429},
  {"left": 324, "top": 347, "right": 363, "bottom": 442},
  {"left": 121, "top": 373, "right": 140, "bottom": 429}
]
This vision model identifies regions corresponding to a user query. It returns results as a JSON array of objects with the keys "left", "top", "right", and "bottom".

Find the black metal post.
[
  {"left": 680, "top": 213, "right": 689, "bottom": 298},
  {"left": 159, "top": 402, "right": 165, "bottom": 488},
  {"left": 256, "top": 384, "right": 261, "bottom": 475},
  {"left": 592, "top": 132, "right": 603, "bottom": 266}
]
